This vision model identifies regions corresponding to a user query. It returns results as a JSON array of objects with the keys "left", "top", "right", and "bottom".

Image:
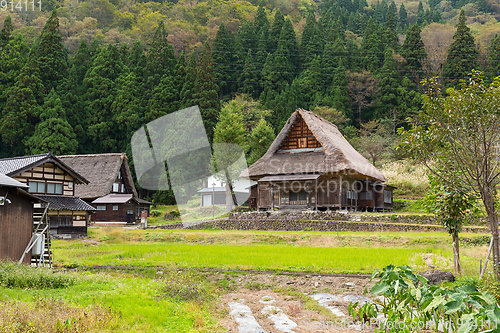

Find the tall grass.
[
  {"left": 380, "top": 160, "right": 430, "bottom": 198},
  {"left": 0, "top": 261, "right": 77, "bottom": 289},
  {"left": 0, "top": 298, "right": 117, "bottom": 333}
]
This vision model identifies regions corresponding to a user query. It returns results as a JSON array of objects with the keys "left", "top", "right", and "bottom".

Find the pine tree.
[
  {"left": 401, "top": 24, "right": 427, "bottom": 80},
  {"left": 326, "top": 58, "right": 351, "bottom": 118},
  {"left": 375, "top": 48, "right": 399, "bottom": 118},
  {"left": 26, "top": 89, "right": 78, "bottom": 155},
  {"left": 30, "top": 9, "right": 68, "bottom": 92},
  {"left": 145, "top": 73, "right": 178, "bottom": 122},
  {"left": 361, "top": 18, "right": 384, "bottom": 71},
  {"left": 180, "top": 52, "right": 197, "bottom": 109},
  {"left": 415, "top": 2, "right": 424, "bottom": 26},
  {"left": 487, "top": 34, "right": 500, "bottom": 82},
  {"left": 239, "top": 49, "right": 258, "bottom": 98},
  {"left": 0, "top": 15, "right": 14, "bottom": 50},
  {"left": 0, "top": 67, "right": 45, "bottom": 150},
  {"left": 444, "top": 10, "right": 479, "bottom": 85},
  {"left": 212, "top": 23, "right": 234, "bottom": 97},
  {"left": 270, "top": 9, "right": 285, "bottom": 52},
  {"left": 128, "top": 41, "right": 146, "bottom": 81},
  {"left": 301, "top": 12, "right": 317, "bottom": 63},
  {"left": 83, "top": 45, "right": 123, "bottom": 152},
  {"left": 72, "top": 39, "right": 91, "bottom": 84},
  {"left": 399, "top": 3, "right": 408, "bottom": 30},
  {"left": 261, "top": 47, "right": 293, "bottom": 94},
  {"left": 174, "top": 51, "right": 186, "bottom": 100},
  {"left": 0, "top": 34, "right": 29, "bottom": 110},
  {"left": 295, "top": 56, "right": 324, "bottom": 108},
  {"left": 254, "top": 5, "right": 270, "bottom": 33},
  {"left": 112, "top": 68, "right": 145, "bottom": 149},
  {"left": 277, "top": 18, "right": 299, "bottom": 69},
  {"left": 194, "top": 41, "right": 220, "bottom": 140},
  {"left": 238, "top": 21, "right": 256, "bottom": 54}
]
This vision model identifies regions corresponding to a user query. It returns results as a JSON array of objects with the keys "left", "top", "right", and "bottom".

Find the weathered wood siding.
[
  {"left": 278, "top": 116, "right": 321, "bottom": 150},
  {"left": 93, "top": 203, "right": 138, "bottom": 223},
  {"left": 13, "top": 162, "right": 75, "bottom": 196},
  {"left": 0, "top": 188, "right": 33, "bottom": 263}
]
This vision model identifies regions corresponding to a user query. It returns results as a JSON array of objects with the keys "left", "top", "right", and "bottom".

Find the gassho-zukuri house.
[{"left": 244, "top": 109, "right": 394, "bottom": 211}]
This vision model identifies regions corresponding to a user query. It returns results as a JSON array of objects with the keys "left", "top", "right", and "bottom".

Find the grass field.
[{"left": 48, "top": 228, "right": 487, "bottom": 274}]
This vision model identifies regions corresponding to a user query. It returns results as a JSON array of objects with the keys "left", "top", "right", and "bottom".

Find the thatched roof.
[
  {"left": 58, "top": 153, "right": 138, "bottom": 200},
  {"left": 246, "top": 109, "right": 387, "bottom": 182}
]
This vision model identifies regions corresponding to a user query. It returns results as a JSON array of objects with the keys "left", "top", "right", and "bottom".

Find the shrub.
[
  {"left": 150, "top": 210, "right": 162, "bottom": 217},
  {"left": 158, "top": 270, "right": 216, "bottom": 303},
  {"left": 0, "top": 261, "right": 77, "bottom": 289}
]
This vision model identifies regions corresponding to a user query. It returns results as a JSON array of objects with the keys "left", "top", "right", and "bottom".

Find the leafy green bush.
[
  {"left": 351, "top": 265, "right": 500, "bottom": 332},
  {"left": 186, "top": 196, "right": 201, "bottom": 208},
  {"left": 169, "top": 210, "right": 180, "bottom": 218},
  {"left": 158, "top": 270, "right": 216, "bottom": 303},
  {"left": 150, "top": 210, "right": 161, "bottom": 217},
  {"left": 0, "top": 261, "right": 77, "bottom": 289}
]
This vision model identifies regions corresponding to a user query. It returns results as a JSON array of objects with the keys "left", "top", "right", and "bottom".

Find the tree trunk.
[
  {"left": 452, "top": 233, "right": 462, "bottom": 275},
  {"left": 483, "top": 189, "right": 500, "bottom": 280},
  {"left": 225, "top": 183, "right": 233, "bottom": 213}
]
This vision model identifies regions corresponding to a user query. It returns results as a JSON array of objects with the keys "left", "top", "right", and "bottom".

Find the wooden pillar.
[
  {"left": 315, "top": 179, "right": 318, "bottom": 211},
  {"left": 339, "top": 176, "right": 342, "bottom": 210}
]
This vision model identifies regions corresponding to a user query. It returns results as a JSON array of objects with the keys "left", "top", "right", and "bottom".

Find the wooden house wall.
[
  {"left": 48, "top": 210, "right": 88, "bottom": 235},
  {"left": 12, "top": 162, "right": 75, "bottom": 196},
  {"left": 93, "top": 203, "right": 137, "bottom": 223},
  {"left": 0, "top": 188, "right": 33, "bottom": 263},
  {"left": 256, "top": 176, "right": 393, "bottom": 211},
  {"left": 249, "top": 185, "right": 258, "bottom": 209},
  {"left": 278, "top": 116, "right": 322, "bottom": 151}
]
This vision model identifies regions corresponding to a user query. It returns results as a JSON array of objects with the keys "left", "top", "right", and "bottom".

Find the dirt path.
[{"left": 207, "top": 271, "right": 379, "bottom": 333}]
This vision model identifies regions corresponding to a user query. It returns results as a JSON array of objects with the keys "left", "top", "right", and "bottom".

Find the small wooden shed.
[
  {"left": 91, "top": 194, "right": 152, "bottom": 223},
  {"left": 0, "top": 174, "right": 45, "bottom": 264}
]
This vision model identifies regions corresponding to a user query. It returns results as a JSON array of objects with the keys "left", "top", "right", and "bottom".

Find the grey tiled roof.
[
  {"left": 0, "top": 153, "right": 50, "bottom": 176},
  {"left": 0, "top": 173, "right": 29, "bottom": 188},
  {"left": 37, "top": 195, "right": 96, "bottom": 211}
]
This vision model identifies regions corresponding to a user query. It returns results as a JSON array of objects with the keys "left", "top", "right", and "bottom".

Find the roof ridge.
[
  {"left": 0, "top": 152, "right": 49, "bottom": 162},
  {"left": 59, "top": 153, "right": 125, "bottom": 158}
]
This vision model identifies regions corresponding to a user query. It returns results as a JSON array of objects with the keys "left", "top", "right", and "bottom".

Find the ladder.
[{"left": 19, "top": 203, "right": 52, "bottom": 267}]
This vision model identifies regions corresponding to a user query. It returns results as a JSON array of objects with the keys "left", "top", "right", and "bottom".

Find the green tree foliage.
[
  {"left": 443, "top": 10, "right": 479, "bottom": 86},
  {"left": 83, "top": 45, "right": 122, "bottom": 152},
  {"left": 278, "top": 18, "right": 299, "bottom": 69},
  {"left": 26, "top": 89, "right": 78, "bottom": 155},
  {"left": 30, "top": 9, "right": 68, "bottom": 92},
  {"left": 248, "top": 117, "right": 275, "bottom": 165},
  {"left": 361, "top": 18, "right": 383, "bottom": 71},
  {"left": 212, "top": 23, "right": 234, "bottom": 97},
  {"left": 0, "top": 15, "right": 13, "bottom": 50},
  {"left": 401, "top": 24, "right": 427, "bottom": 79},
  {"left": 239, "top": 49, "right": 258, "bottom": 97},
  {"left": 0, "top": 67, "right": 45, "bottom": 151},
  {"left": 270, "top": 9, "right": 285, "bottom": 51},
  {"left": 375, "top": 48, "right": 399, "bottom": 119},
  {"left": 487, "top": 33, "right": 500, "bottom": 82},
  {"left": 399, "top": 70, "right": 500, "bottom": 280},
  {"left": 180, "top": 52, "right": 197, "bottom": 109},
  {"left": 399, "top": 3, "right": 408, "bottom": 30},
  {"left": 0, "top": 34, "right": 29, "bottom": 110},
  {"left": 195, "top": 41, "right": 220, "bottom": 140}
]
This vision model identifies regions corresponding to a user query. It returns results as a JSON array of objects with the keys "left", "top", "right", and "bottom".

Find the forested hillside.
[{"left": 1, "top": 0, "right": 500, "bottom": 203}]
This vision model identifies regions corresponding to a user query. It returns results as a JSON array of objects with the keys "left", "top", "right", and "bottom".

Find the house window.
[
  {"left": 121, "top": 184, "right": 125, "bottom": 193},
  {"left": 113, "top": 206, "right": 118, "bottom": 211},
  {"left": 289, "top": 190, "right": 307, "bottom": 201},
  {"left": 298, "top": 137, "right": 307, "bottom": 148},
  {"left": 366, "top": 192, "right": 373, "bottom": 200},
  {"left": 113, "top": 183, "right": 119, "bottom": 192},
  {"left": 384, "top": 190, "right": 392, "bottom": 204},
  {"left": 46, "top": 183, "right": 63, "bottom": 194},
  {"left": 96, "top": 206, "right": 106, "bottom": 211},
  {"left": 118, "top": 171, "right": 122, "bottom": 179},
  {"left": 127, "top": 210, "right": 134, "bottom": 214},
  {"left": 29, "top": 181, "right": 45, "bottom": 193}
]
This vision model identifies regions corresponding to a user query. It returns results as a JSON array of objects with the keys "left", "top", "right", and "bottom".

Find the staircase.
[{"left": 19, "top": 203, "right": 52, "bottom": 267}]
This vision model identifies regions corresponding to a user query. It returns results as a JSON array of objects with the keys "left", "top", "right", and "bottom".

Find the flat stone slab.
[
  {"left": 228, "top": 302, "right": 267, "bottom": 333},
  {"left": 310, "top": 293, "right": 346, "bottom": 317},
  {"left": 261, "top": 305, "right": 297, "bottom": 332}
]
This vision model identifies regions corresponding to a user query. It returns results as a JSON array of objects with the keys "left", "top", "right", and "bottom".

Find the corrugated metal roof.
[
  {"left": 92, "top": 194, "right": 134, "bottom": 204},
  {"left": 37, "top": 195, "right": 96, "bottom": 211},
  {"left": 258, "top": 174, "right": 321, "bottom": 182},
  {"left": 0, "top": 173, "right": 29, "bottom": 188}
]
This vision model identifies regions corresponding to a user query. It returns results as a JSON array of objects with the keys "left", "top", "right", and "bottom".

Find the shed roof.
[
  {"left": 245, "top": 109, "right": 387, "bottom": 182},
  {"left": 37, "top": 195, "right": 96, "bottom": 211},
  {"left": 0, "top": 174, "right": 29, "bottom": 188},
  {"left": 0, "top": 153, "right": 89, "bottom": 184},
  {"left": 91, "top": 194, "right": 152, "bottom": 205},
  {"left": 58, "top": 153, "right": 138, "bottom": 200}
]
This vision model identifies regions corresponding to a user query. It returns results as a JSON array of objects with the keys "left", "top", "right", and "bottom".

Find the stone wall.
[
  {"left": 186, "top": 219, "right": 486, "bottom": 233},
  {"left": 229, "top": 211, "right": 487, "bottom": 226}
]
